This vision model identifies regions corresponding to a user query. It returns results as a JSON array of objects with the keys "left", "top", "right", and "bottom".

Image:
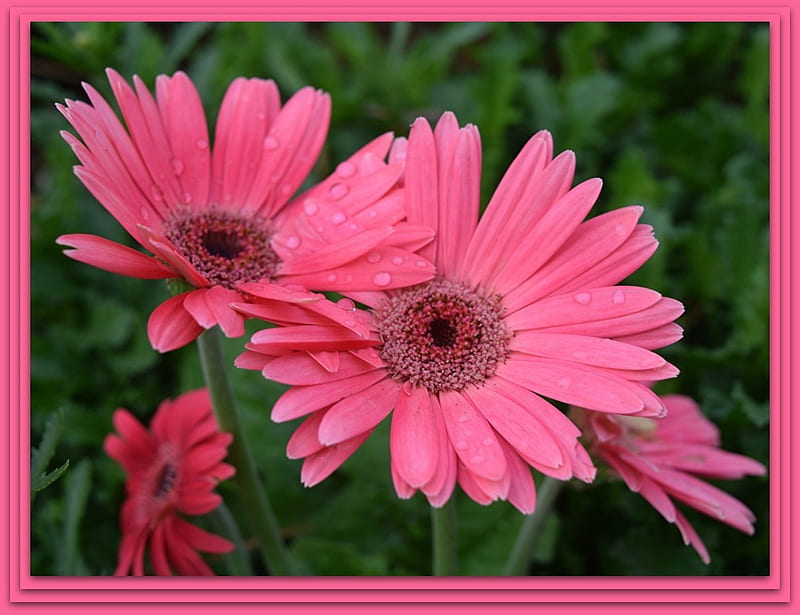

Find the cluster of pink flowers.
[{"left": 58, "top": 70, "right": 765, "bottom": 574}]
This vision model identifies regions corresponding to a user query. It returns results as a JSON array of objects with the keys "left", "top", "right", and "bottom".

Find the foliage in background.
[{"left": 30, "top": 21, "right": 769, "bottom": 576}]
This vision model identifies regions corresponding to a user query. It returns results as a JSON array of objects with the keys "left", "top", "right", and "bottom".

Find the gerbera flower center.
[
  {"left": 153, "top": 463, "right": 178, "bottom": 498},
  {"left": 164, "top": 208, "right": 280, "bottom": 289},
  {"left": 375, "top": 278, "right": 511, "bottom": 393}
]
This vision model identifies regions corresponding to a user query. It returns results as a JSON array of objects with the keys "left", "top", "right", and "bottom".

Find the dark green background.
[{"left": 30, "top": 22, "right": 770, "bottom": 576}]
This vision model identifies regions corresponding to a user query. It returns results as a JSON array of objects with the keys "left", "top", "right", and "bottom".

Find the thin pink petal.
[
  {"left": 389, "top": 387, "right": 439, "bottom": 488},
  {"left": 403, "top": 117, "right": 438, "bottom": 263},
  {"left": 258, "top": 351, "right": 378, "bottom": 385},
  {"left": 286, "top": 411, "right": 327, "bottom": 459},
  {"left": 147, "top": 292, "right": 205, "bottom": 352},
  {"left": 300, "top": 431, "right": 372, "bottom": 487},
  {"left": 318, "top": 378, "right": 400, "bottom": 445},
  {"left": 614, "top": 323, "right": 685, "bottom": 350},
  {"left": 56, "top": 233, "right": 174, "bottom": 279}
]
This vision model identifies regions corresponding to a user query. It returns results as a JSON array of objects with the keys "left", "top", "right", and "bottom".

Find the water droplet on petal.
[
  {"left": 573, "top": 351, "right": 588, "bottom": 361},
  {"left": 344, "top": 274, "right": 353, "bottom": 282},
  {"left": 416, "top": 260, "right": 428, "bottom": 268},
  {"left": 195, "top": 139, "right": 208, "bottom": 150},
  {"left": 263, "top": 136, "right": 279, "bottom": 150},
  {"left": 368, "top": 210, "right": 378, "bottom": 218},
  {"left": 457, "top": 414, "right": 468, "bottom": 423},
  {"left": 140, "top": 207, "right": 151, "bottom": 221},
  {"left": 303, "top": 200, "right": 319, "bottom": 215},
  {"left": 482, "top": 438, "right": 493, "bottom": 446},
  {"left": 349, "top": 223, "right": 359, "bottom": 231},
  {"left": 255, "top": 111, "right": 266, "bottom": 121},
  {"left": 615, "top": 223, "right": 626, "bottom": 236},
  {"left": 574, "top": 292, "right": 592, "bottom": 305},
  {"left": 336, "top": 298, "right": 356, "bottom": 311},
  {"left": 366, "top": 252, "right": 382, "bottom": 264},
  {"left": 331, "top": 211, "right": 346, "bottom": 225},
  {"left": 391, "top": 256, "right": 404, "bottom": 265},
  {"left": 470, "top": 455, "right": 485, "bottom": 464},
  {"left": 328, "top": 182, "right": 349, "bottom": 200},
  {"left": 402, "top": 380, "right": 415, "bottom": 396},
  {"left": 170, "top": 158, "right": 184, "bottom": 175},
  {"left": 612, "top": 289, "right": 625, "bottom": 304},
  {"left": 326, "top": 273, "right": 338, "bottom": 282},
  {"left": 316, "top": 225, "right": 325, "bottom": 233},
  {"left": 372, "top": 272, "right": 392, "bottom": 287},
  {"left": 285, "top": 235, "right": 301, "bottom": 249},
  {"left": 182, "top": 191, "right": 192, "bottom": 203},
  {"left": 150, "top": 184, "right": 164, "bottom": 202},
  {"left": 557, "top": 377, "right": 571, "bottom": 388},
  {"left": 280, "top": 184, "right": 293, "bottom": 195},
  {"left": 336, "top": 161, "right": 356, "bottom": 178},
  {"left": 456, "top": 440, "right": 468, "bottom": 451}
]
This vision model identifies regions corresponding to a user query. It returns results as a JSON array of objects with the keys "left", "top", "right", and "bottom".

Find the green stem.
[
  {"left": 196, "top": 327, "right": 297, "bottom": 575},
  {"left": 431, "top": 497, "right": 458, "bottom": 575},
  {"left": 503, "top": 476, "right": 565, "bottom": 576}
]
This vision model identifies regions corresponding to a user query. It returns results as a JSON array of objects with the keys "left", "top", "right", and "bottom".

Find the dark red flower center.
[
  {"left": 375, "top": 278, "right": 511, "bottom": 393},
  {"left": 164, "top": 208, "right": 280, "bottom": 289},
  {"left": 153, "top": 463, "right": 178, "bottom": 498}
]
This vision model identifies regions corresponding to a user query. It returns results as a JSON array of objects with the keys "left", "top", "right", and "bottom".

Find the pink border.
[{"left": 3, "top": 0, "right": 793, "bottom": 610}]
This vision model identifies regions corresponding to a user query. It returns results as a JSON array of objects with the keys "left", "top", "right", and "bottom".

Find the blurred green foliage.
[{"left": 29, "top": 22, "right": 769, "bottom": 576}]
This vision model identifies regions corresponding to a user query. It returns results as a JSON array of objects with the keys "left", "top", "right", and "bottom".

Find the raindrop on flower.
[
  {"left": 328, "top": 183, "right": 349, "bottom": 200},
  {"left": 263, "top": 136, "right": 279, "bottom": 150},
  {"left": 372, "top": 272, "right": 392, "bottom": 287},
  {"left": 456, "top": 440, "right": 469, "bottom": 450},
  {"left": 573, "top": 351, "right": 588, "bottom": 361},
  {"left": 366, "top": 252, "right": 382, "bottom": 264},
  {"left": 457, "top": 414, "right": 469, "bottom": 423},
  {"left": 612, "top": 289, "right": 626, "bottom": 304},
  {"left": 557, "top": 377, "right": 571, "bottom": 388},
  {"left": 285, "top": 235, "right": 301, "bottom": 249},
  {"left": 150, "top": 184, "right": 164, "bottom": 202},
  {"left": 303, "top": 200, "right": 319, "bottom": 215},
  {"left": 170, "top": 158, "right": 185, "bottom": 175},
  {"left": 482, "top": 438, "right": 493, "bottom": 446},
  {"left": 415, "top": 260, "right": 428, "bottom": 268},
  {"left": 336, "top": 298, "right": 356, "bottom": 311},
  {"left": 330, "top": 211, "right": 346, "bottom": 225},
  {"left": 195, "top": 139, "right": 208, "bottom": 150},
  {"left": 336, "top": 161, "right": 356, "bottom": 178},
  {"left": 391, "top": 256, "right": 404, "bottom": 265},
  {"left": 574, "top": 292, "right": 592, "bottom": 305},
  {"left": 326, "top": 273, "right": 338, "bottom": 282},
  {"left": 182, "top": 192, "right": 192, "bottom": 203},
  {"left": 470, "top": 455, "right": 485, "bottom": 464}
]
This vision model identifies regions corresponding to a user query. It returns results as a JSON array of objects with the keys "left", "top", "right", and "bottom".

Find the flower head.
[
  {"left": 576, "top": 394, "right": 766, "bottom": 563},
  {"left": 104, "top": 389, "right": 235, "bottom": 575},
  {"left": 237, "top": 112, "right": 684, "bottom": 513},
  {"left": 56, "top": 69, "right": 434, "bottom": 351}
]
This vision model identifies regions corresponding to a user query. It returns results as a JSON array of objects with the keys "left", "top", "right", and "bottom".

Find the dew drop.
[
  {"left": 331, "top": 211, "right": 346, "bottom": 225},
  {"left": 574, "top": 292, "right": 592, "bottom": 305},
  {"left": 402, "top": 380, "right": 415, "bottom": 396},
  {"left": 456, "top": 440, "right": 469, "bottom": 451},
  {"left": 182, "top": 191, "right": 192, "bottom": 203},
  {"left": 557, "top": 377, "right": 571, "bottom": 388},
  {"left": 615, "top": 223, "right": 627, "bottom": 236},
  {"left": 336, "top": 298, "right": 356, "bottom": 311},
  {"left": 349, "top": 223, "right": 359, "bottom": 231},
  {"left": 170, "top": 158, "right": 184, "bottom": 175},
  {"left": 149, "top": 184, "right": 164, "bottom": 202},
  {"left": 303, "top": 200, "right": 319, "bottom": 215},
  {"left": 391, "top": 256, "right": 404, "bottom": 265},
  {"left": 316, "top": 225, "right": 325, "bottom": 233},
  {"left": 612, "top": 289, "right": 625, "bottom": 304},
  {"left": 280, "top": 184, "right": 293, "bottom": 195},
  {"left": 369, "top": 210, "right": 378, "bottom": 218},
  {"left": 336, "top": 161, "right": 356, "bottom": 178},
  {"left": 366, "top": 252, "right": 382, "bottom": 264},
  {"left": 328, "top": 182, "right": 349, "bottom": 200},
  {"left": 344, "top": 274, "right": 353, "bottom": 283},
  {"left": 470, "top": 455, "right": 485, "bottom": 464},
  {"left": 195, "top": 138, "right": 208, "bottom": 150},
  {"left": 372, "top": 272, "right": 392, "bottom": 287},
  {"left": 415, "top": 260, "right": 428, "bottom": 268},
  {"left": 140, "top": 206, "right": 151, "bottom": 221},
  {"left": 457, "top": 414, "right": 468, "bottom": 423},
  {"left": 285, "top": 235, "right": 301, "bottom": 249},
  {"left": 573, "top": 351, "right": 588, "bottom": 361},
  {"left": 255, "top": 111, "right": 266, "bottom": 121},
  {"left": 326, "top": 273, "right": 338, "bottom": 282},
  {"left": 263, "top": 136, "right": 279, "bottom": 150},
  {"left": 482, "top": 438, "right": 493, "bottom": 446}
]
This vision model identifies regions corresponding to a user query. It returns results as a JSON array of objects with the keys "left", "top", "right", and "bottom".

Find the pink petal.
[
  {"left": 391, "top": 464, "right": 418, "bottom": 500},
  {"left": 436, "top": 119, "right": 481, "bottom": 276},
  {"left": 674, "top": 510, "right": 711, "bottom": 564},
  {"left": 509, "top": 332, "right": 666, "bottom": 370},
  {"left": 154, "top": 71, "right": 211, "bottom": 210},
  {"left": 658, "top": 395, "right": 720, "bottom": 444},
  {"left": 300, "top": 431, "right": 372, "bottom": 487},
  {"left": 502, "top": 206, "right": 644, "bottom": 312},
  {"left": 636, "top": 476, "right": 678, "bottom": 523},
  {"left": 505, "top": 285, "right": 662, "bottom": 330},
  {"left": 149, "top": 523, "right": 172, "bottom": 575},
  {"left": 147, "top": 292, "right": 205, "bottom": 352},
  {"left": 286, "top": 411, "right": 327, "bottom": 459},
  {"left": 491, "top": 177, "right": 603, "bottom": 296},
  {"left": 203, "top": 285, "right": 246, "bottom": 338},
  {"left": 497, "top": 355, "right": 646, "bottom": 415},
  {"left": 210, "top": 77, "right": 280, "bottom": 210},
  {"left": 318, "top": 378, "right": 400, "bottom": 445},
  {"left": 463, "top": 382, "right": 565, "bottom": 473},
  {"left": 420, "top": 395, "right": 458, "bottom": 506},
  {"left": 279, "top": 226, "right": 394, "bottom": 275},
  {"left": 462, "top": 130, "right": 553, "bottom": 283},
  {"left": 177, "top": 490, "right": 222, "bottom": 516},
  {"left": 389, "top": 387, "right": 439, "bottom": 488},
  {"left": 259, "top": 350, "right": 378, "bottom": 385},
  {"left": 272, "top": 369, "right": 387, "bottom": 422},
  {"left": 500, "top": 441, "right": 537, "bottom": 514},
  {"left": 56, "top": 233, "right": 174, "bottom": 279},
  {"left": 173, "top": 517, "right": 233, "bottom": 554},
  {"left": 403, "top": 117, "right": 439, "bottom": 263},
  {"left": 457, "top": 463, "right": 493, "bottom": 506},
  {"left": 614, "top": 323, "right": 684, "bottom": 350},
  {"left": 248, "top": 324, "right": 377, "bottom": 353},
  {"left": 438, "top": 390, "right": 507, "bottom": 481}
]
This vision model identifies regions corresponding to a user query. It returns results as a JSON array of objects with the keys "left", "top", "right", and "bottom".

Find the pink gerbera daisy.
[
  {"left": 56, "top": 69, "right": 434, "bottom": 351},
  {"left": 104, "top": 388, "right": 235, "bottom": 575},
  {"left": 575, "top": 393, "right": 766, "bottom": 563},
  {"left": 236, "top": 112, "right": 684, "bottom": 513}
]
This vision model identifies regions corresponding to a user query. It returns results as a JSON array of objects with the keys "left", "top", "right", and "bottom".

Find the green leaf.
[
  {"left": 31, "top": 408, "right": 69, "bottom": 499},
  {"left": 58, "top": 458, "right": 92, "bottom": 575}
]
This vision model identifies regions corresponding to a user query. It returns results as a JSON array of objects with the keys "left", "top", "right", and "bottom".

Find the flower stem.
[
  {"left": 196, "top": 327, "right": 297, "bottom": 575},
  {"left": 503, "top": 476, "right": 565, "bottom": 576},
  {"left": 431, "top": 497, "right": 458, "bottom": 575},
  {"left": 208, "top": 502, "right": 253, "bottom": 576}
]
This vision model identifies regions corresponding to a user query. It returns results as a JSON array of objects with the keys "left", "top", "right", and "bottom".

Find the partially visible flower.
[
  {"left": 575, "top": 394, "right": 766, "bottom": 563},
  {"left": 236, "top": 112, "right": 683, "bottom": 513},
  {"left": 104, "top": 389, "right": 235, "bottom": 575},
  {"left": 57, "top": 69, "right": 434, "bottom": 352}
]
